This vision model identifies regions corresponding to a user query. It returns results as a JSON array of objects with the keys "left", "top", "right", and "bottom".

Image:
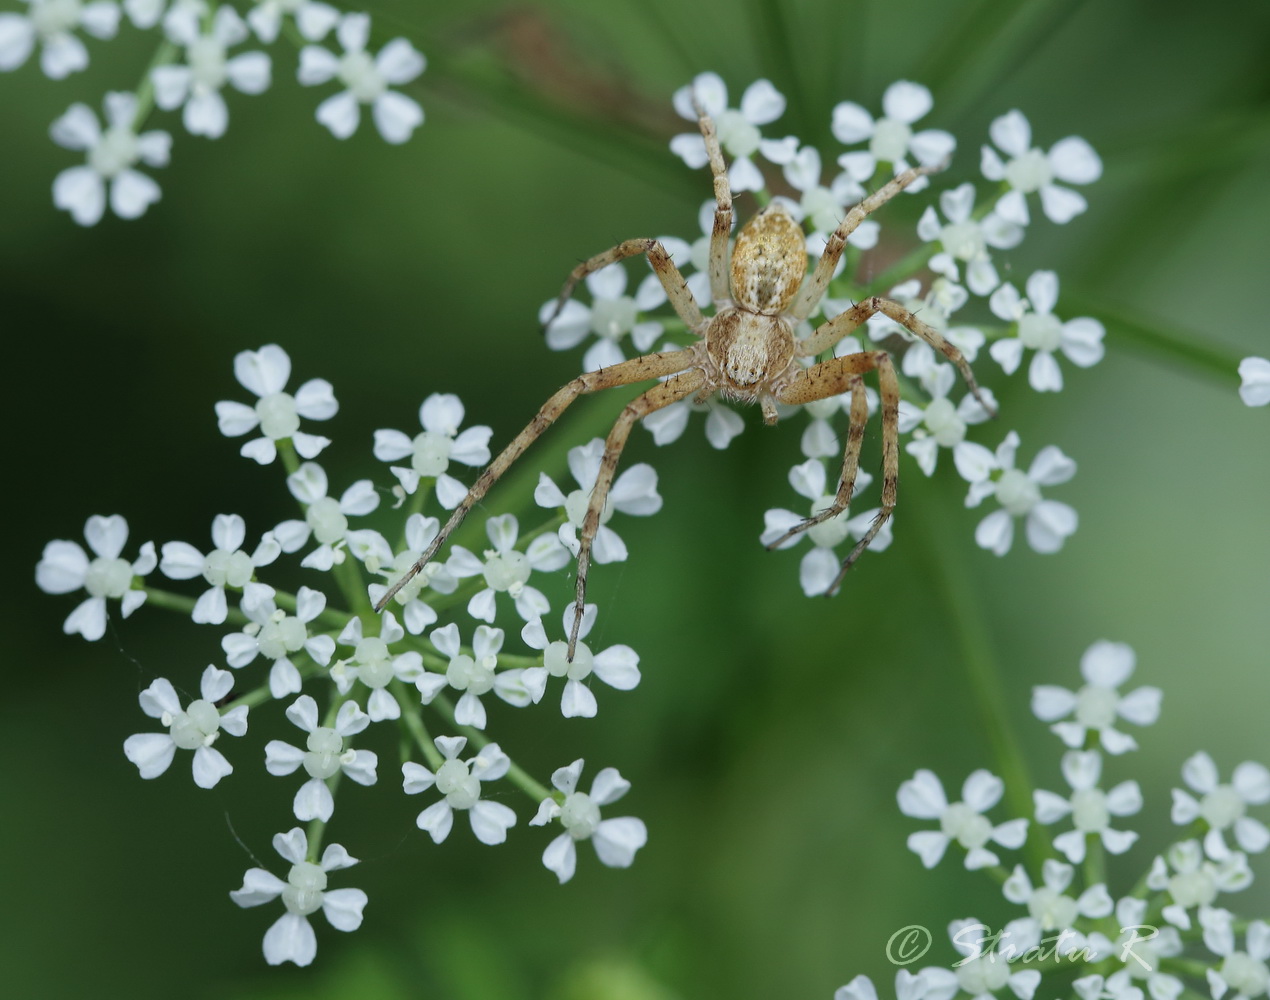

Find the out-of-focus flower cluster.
[
  {"left": 1, "top": 0, "right": 426, "bottom": 225},
  {"left": 36, "top": 343, "right": 650, "bottom": 966},
  {"left": 543, "top": 73, "right": 1104, "bottom": 595},
  {"left": 836, "top": 640, "right": 1270, "bottom": 1000}
]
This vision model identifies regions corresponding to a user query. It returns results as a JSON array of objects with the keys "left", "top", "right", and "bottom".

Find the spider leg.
[
  {"left": 790, "top": 162, "right": 946, "bottom": 322},
  {"left": 373, "top": 348, "right": 697, "bottom": 612},
  {"left": 692, "top": 96, "right": 734, "bottom": 309},
  {"left": 567, "top": 367, "right": 708, "bottom": 659},
  {"left": 543, "top": 238, "right": 704, "bottom": 333},
  {"left": 795, "top": 296, "right": 995, "bottom": 417},
  {"left": 772, "top": 350, "right": 901, "bottom": 594}
]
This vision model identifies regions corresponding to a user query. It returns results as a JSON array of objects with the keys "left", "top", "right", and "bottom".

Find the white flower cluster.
[
  {"left": 35, "top": 343, "right": 651, "bottom": 966},
  {"left": 2, "top": 0, "right": 426, "bottom": 225},
  {"left": 541, "top": 75, "right": 1103, "bottom": 596},
  {"left": 837, "top": 640, "right": 1270, "bottom": 1000}
]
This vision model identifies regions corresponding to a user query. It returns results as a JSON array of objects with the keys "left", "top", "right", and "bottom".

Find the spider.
[{"left": 376, "top": 95, "right": 994, "bottom": 657}]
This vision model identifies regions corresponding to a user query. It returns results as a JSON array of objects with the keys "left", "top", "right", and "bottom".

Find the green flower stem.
[
  {"left": 130, "top": 41, "right": 178, "bottom": 131},
  {"left": 1083, "top": 834, "right": 1105, "bottom": 892},
  {"left": 395, "top": 679, "right": 443, "bottom": 769},
  {"left": 333, "top": 554, "right": 372, "bottom": 618},
  {"left": 913, "top": 497, "right": 1047, "bottom": 873},
  {"left": 305, "top": 770, "right": 342, "bottom": 863},
  {"left": 142, "top": 586, "right": 252, "bottom": 626},
  {"left": 429, "top": 696, "right": 554, "bottom": 803},
  {"left": 277, "top": 437, "right": 301, "bottom": 478}
]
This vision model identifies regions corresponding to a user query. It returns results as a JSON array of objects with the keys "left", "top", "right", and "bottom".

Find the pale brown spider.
[{"left": 376, "top": 97, "right": 993, "bottom": 657}]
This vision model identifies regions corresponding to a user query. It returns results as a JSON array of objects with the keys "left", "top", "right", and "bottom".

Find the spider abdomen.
[
  {"left": 704, "top": 307, "right": 796, "bottom": 396},
  {"left": 729, "top": 202, "right": 807, "bottom": 314}
]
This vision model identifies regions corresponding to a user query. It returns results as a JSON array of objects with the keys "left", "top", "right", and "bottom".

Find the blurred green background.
[{"left": 4, "top": 0, "right": 1270, "bottom": 996}]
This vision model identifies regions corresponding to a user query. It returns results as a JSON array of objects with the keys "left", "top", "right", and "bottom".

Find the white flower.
[
  {"left": 965, "top": 431, "right": 1077, "bottom": 556},
  {"left": 298, "top": 13, "right": 425, "bottom": 144},
  {"left": 152, "top": 3, "right": 270, "bottom": 139},
  {"left": 760, "top": 459, "right": 889, "bottom": 596},
  {"left": 529, "top": 759, "right": 647, "bottom": 883},
  {"left": 329, "top": 612, "right": 422, "bottom": 722},
  {"left": 1032, "top": 641, "right": 1162, "bottom": 754},
  {"left": 402, "top": 736, "right": 516, "bottom": 845},
  {"left": 50, "top": 92, "right": 171, "bottom": 226},
  {"left": 413, "top": 622, "right": 541, "bottom": 728},
  {"left": 1239, "top": 357, "right": 1270, "bottom": 407},
  {"left": 159, "top": 514, "right": 280, "bottom": 624},
  {"left": 779, "top": 145, "right": 877, "bottom": 247},
  {"left": 865, "top": 277, "right": 983, "bottom": 371},
  {"left": 230, "top": 827, "right": 366, "bottom": 967},
  {"left": 534, "top": 437, "right": 662, "bottom": 564},
  {"left": 1003, "top": 859, "right": 1113, "bottom": 936},
  {"left": 365, "top": 514, "right": 455, "bottom": 634},
  {"left": 897, "top": 768, "right": 1028, "bottom": 869},
  {"left": 898, "top": 362, "right": 996, "bottom": 478},
  {"left": 123, "top": 665, "right": 248, "bottom": 787},
  {"left": 1147, "top": 840, "right": 1253, "bottom": 930},
  {"left": 669, "top": 73, "right": 797, "bottom": 193},
  {"left": 539, "top": 264, "right": 667, "bottom": 373},
  {"left": 0, "top": 0, "right": 119, "bottom": 79},
  {"left": 642, "top": 394, "right": 745, "bottom": 450},
  {"left": 931, "top": 917, "right": 1045, "bottom": 1000},
  {"left": 1205, "top": 917, "right": 1270, "bottom": 1000},
  {"left": 247, "top": 0, "right": 338, "bottom": 44},
  {"left": 831, "top": 80, "right": 956, "bottom": 193},
  {"left": 981, "top": 109, "right": 1102, "bottom": 225},
  {"left": 988, "top": 272, "right": 1105, "bottom": 391},
  {"left": 1101, "top": 897, "right": 1185, "bottom": 1000},
  {"left": 372, "top": 393, "right": 492, "bottom": 508},
  {"left": 835, "top": 972, "right": 929, "bottom": 1000},
  {"left": 273, "top": 462, "right": 379, "bottom": 570},
  {"left": 214, "top": 344, "right": 338, "bottom": 465},
  {"left": 221, "top": 583, "right": 335, "bottom": 698},
  {"left": 520, "top": 605, "right": 640, "bottom": 719},
  {"left": 36, "top": 514, "right": 156, "bottom": 641},
  {"left": 1033, "top": 750, "right": 1142, "bottom": 863},
  {"left": 1172, "top": 752, "right": 1270, "bottom": 861},
  {"left": 916, "top": 183, "right": 1022, "bottom": 296},
  {"left": 446, "top": 514, "right": 567, "bottom": 624},
  {"left": 265, "top": 696, "right": 377, "bottom": 822}
]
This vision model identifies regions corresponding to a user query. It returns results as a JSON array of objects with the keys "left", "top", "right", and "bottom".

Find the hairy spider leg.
[
  {"left": 692, "top": 96, "right": 734, "bottom": 309},
  {"left": 373, "top": 349, "right": 697, "bottom": 612},
  {"left": 568, "top": 368, "right": 707, "bottom": 659}
]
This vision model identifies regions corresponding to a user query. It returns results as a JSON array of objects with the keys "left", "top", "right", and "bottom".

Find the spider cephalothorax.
[{"left": 376, "top": 93, "right": 994, "bottom": 657}]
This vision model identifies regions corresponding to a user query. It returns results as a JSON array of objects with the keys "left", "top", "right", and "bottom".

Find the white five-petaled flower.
[
  {"left": 222, "top": 583, "right": 335, "bottom": 698},
  {"left": 520, "top": 605, "right": 640, "bottom": 719},
  {"left": 298, "top": 13, "right": 425, "bottom": 144},
  {"left": 1204, "top": 915, "right": 1270, "bottom": 1000},
  {"left": 152, "top": 3, "right": 271, "bottom": 139},
  {"left": 981, "top": 109, "right": 1102, "bottom": 226},
  {"left": 247, "top": 0, "right": 338, "bottom": 44},
  {"left": 1172, "top": 752, "right": 1270, "bottom": 861},
  {"left": 926, "top": 917, "right": 1045, "bottom": 1000},
  {"left": 529, "top": 759, "right": 648, "bottom": 883},
  {"left": 214, "top": 343, "right": 338, "bottom": 465},
  {"left": 365, "top": 514, "right": 455, "bottom": 634},
  {"left": 230, "top": 827, "right": 366, "bottom": 967},
  {"left": 372, "top": 393, "right": 492, "bottom": 508},
  {"left": 1239, "top": 357, "right": 1270, "bottom": 407},
  {"left": 897, "top": 768, "right": 1028, "bottom": 869},
  {"left": 1147, "top": 839, "right": 1253, "bottom": 931},
  {"left": 50, "top": 92, "right": 171, "bottom": 226},
  {"left": 964, "top": 431, "right": 1078, "bottom": 556},
  {"left": 897, "top": 362, "right": 996, "bottom": 479},
  {"left": 988, "top": 271, "right": 1105, "bottom": 392},
  {"left": 446, "top": 514, "right": 568, "bottom": 624},
  {"left": 402, "top": 736, "right": 516, "bottom": 845},
  {"left": 669, "top": 73, "right": 797, "bottom": 193},
  {"left": 36, "top": 513, "right": 156, "bottom": 641},
  {"left": 778, "top": 145, "right": 877, "bottom": 248},
  {"left": 159, "top": 513, "right": 280, "bottom": 624},
  {"left": 0, "top": 0, "right": 119, "bottom": 79},
  {"left": 917, "top": 183, "right": 1022, "bottom": 296},
  {"left": 265, "top": 695, "right": 377, "bottom": 822},
  {"left": 123, "top": 665, "right": 248, "bottom": 788},
  {"left": 329, "top": 611, "right": 422, "bottom": 722},
  {"left": 1093, "top": 896, "right": 1186, "bottom": 1000},
  {"left": 534, "top": 437, "right": 662, "bottom": 564},
  {"left": 1032, "top": 640, "right": 1162, "bottom": 754},
  {"left": 274, "top": 461, "right": 379, "bottom": 570},
  {"left": 414, "top": 622, "right": 542, "bottom": 729},
  {"left": 1003, "top": 859, "right": 1113, "bottom": 937},
  {"left": 831, "top": 80, "right": 956, "bottom": 193},
  {"left": 1034, "top": 749, "right": 1142, "bottom": 863},
  {"left": 761, "top": 459, "right": 890, "bottom": 597},
  {"left": 539, "top": 264, "right": 667, "bottom": 373}
]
